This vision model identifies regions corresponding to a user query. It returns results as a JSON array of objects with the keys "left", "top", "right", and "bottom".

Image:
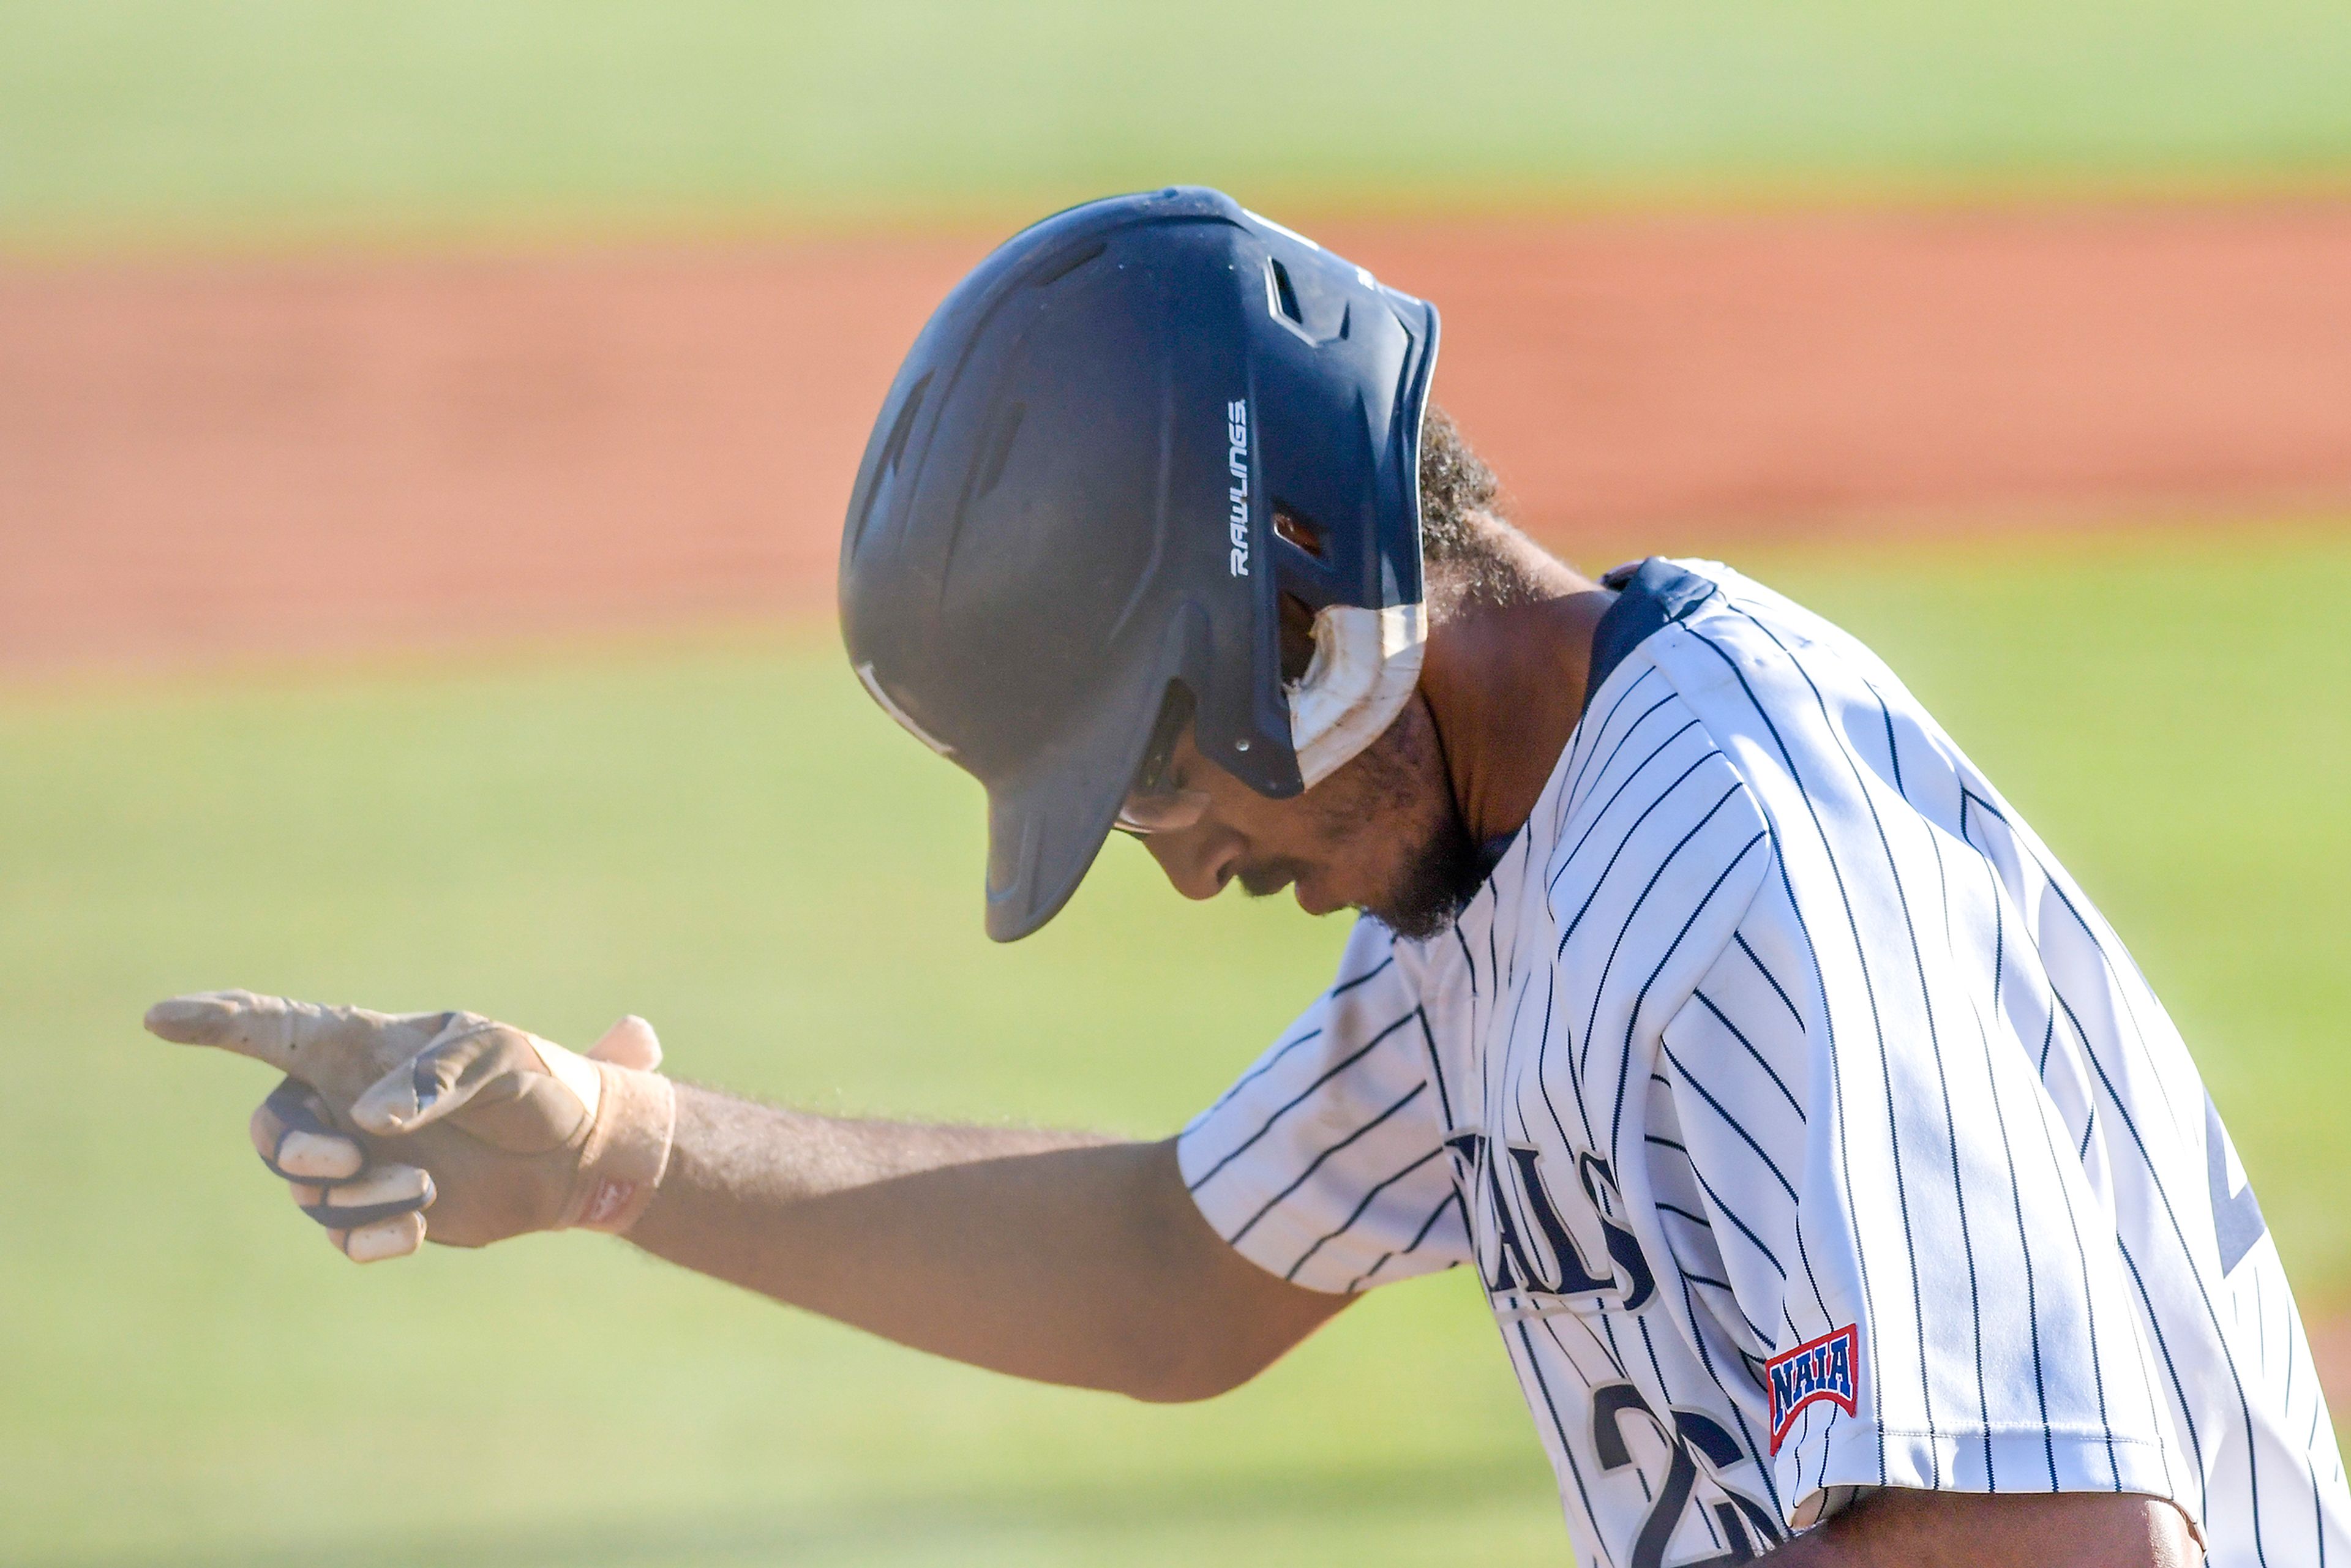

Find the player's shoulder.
[
  {"left": 1651, "top": 559, "right": 1918, "bottom": 717},
  {"left": 1556, "top": 556, "right": 1810, "bottom": 812},
  {"left": 1614, "top": 558, "right": 1821, "bottom": 691},
  {"left": 1573, "top": 558, "right": 1782, "bottom": 743},
  {"left": 1589, "top": 558, "right": 1924, "bottom": 784}
]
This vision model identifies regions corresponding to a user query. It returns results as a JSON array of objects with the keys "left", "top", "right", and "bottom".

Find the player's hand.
[{"left": 144, "top": 992, "right": 677, "bottom": 1263}]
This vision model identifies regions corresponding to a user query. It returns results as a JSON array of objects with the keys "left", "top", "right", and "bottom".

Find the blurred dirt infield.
[{"left": 4, "top": 204, "right": 2350, "bottom": 670}]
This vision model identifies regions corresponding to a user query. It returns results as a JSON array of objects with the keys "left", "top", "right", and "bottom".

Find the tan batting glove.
[{"left": 144, "top": 990, "right": 676, "bottom": 1263}]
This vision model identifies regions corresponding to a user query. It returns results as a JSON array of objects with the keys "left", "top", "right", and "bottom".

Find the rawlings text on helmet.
[{"left": 1226, "top": 399, "right": 1250, "bottom": 577}]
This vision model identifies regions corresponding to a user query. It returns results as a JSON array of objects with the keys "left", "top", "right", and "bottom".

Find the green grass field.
[
  {"left": 6, "top": 2, "right": 2346, "bottom": 1559},
  {"left": 4, "top": 527, "right": 2347, "bottom": 1566},
  {"left": 4, "top": 0, "right": 2350, "bottom": 251}
]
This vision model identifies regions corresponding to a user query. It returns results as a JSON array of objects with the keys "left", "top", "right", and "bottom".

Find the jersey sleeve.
[
  {"left": 1177, "top": 917, "right": 1469, "bottom": 1294},
  {"left": 1654, "top": 848, "right": 2184, "bottom": 1529}
]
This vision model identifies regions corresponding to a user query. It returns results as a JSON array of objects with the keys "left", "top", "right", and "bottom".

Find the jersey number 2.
[{"left": 1593, "top": 1382, "right": 1783, "bottom": 1567}]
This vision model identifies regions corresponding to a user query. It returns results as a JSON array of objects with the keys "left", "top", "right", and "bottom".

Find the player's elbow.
[
  {"left": 1106, "top": 1139, "right": 1346, "bottom": 1404},
  {"left": 1104, "top": 1260, "right": 1340, "bottom": 1405},
  {"left": 1120, "top": 1368, "right": 1240, "bottom": 1405},
  {"left": 1116, "top": 1330, "right": 1288, "bottom": 1404}
]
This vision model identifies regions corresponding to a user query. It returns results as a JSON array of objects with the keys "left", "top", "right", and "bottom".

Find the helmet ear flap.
[
  {"left": 1286, "top": 603, "right": 1428, "bottom": 789},
  {"left": 1267, "top": 504, "right": 1425, "bottom": 790}
]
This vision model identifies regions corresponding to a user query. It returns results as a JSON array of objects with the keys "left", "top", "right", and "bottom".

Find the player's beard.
[
  {"left": 1346, "top": 696, "right": 1487, "bottom": 939},
  {"left": 1236, "top": 694, "right": 1487, "bottom": 942}
]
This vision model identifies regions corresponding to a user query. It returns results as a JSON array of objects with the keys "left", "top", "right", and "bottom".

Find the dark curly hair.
[
  {"left": 1273, "top": 405, "right": 1562, "bottom": 677},
  {"left": 1416, "top": 404, "right": 1559, "bottom": 617}
]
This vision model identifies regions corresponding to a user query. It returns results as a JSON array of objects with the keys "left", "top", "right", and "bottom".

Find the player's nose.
[{"left": 1142, "top": 823, "right": 1242, "bottom": 902}]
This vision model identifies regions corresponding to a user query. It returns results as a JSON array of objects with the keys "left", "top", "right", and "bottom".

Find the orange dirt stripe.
[{"left": 3, "top": 206, "right": 2349, "bottom": 670}]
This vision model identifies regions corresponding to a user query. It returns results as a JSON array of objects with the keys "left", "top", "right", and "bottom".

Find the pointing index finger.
[{"left": 144, "top": 990, "right": 349, "bottom": 1073}]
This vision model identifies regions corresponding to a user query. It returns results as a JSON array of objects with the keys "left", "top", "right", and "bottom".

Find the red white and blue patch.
[{"left": 1765, "top": 1324, "right": 1858, "bottom": 1454}]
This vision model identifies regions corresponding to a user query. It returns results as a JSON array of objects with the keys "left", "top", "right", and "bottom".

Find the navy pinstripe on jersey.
[{"left": 1177, "top": 558, "right": 2349, "bottom": 1566}]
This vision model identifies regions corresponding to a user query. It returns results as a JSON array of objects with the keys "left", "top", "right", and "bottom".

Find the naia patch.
[{"left": 1766, "top": 1324, "right": 1858, "bottom": 1454}]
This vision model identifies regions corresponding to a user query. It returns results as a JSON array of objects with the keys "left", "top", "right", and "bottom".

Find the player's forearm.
[
  {"left": 1758, "top": 1488, "right": 2198, "bottom": 1566},
  {"left": 626, "top": 1083, "right": 1327, "bottom": 1400}
]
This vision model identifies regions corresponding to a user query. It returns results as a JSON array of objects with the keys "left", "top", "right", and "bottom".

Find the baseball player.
[{"left": 149, "top": 189, "right": 2344, "bottom": 1566}]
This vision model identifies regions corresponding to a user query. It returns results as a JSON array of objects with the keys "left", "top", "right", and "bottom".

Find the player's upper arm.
[{"left": 1654, "top": 859, "right": 2181, "bottom": 1532}]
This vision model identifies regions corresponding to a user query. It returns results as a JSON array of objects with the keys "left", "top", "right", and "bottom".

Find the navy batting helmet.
[{"left": 840, "top": 187, "right": 1439, "bottom": 940}]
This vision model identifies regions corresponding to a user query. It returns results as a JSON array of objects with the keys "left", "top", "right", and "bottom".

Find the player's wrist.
[{"left": 561, "top": 1058, "right": 677, "bottom": 1233}]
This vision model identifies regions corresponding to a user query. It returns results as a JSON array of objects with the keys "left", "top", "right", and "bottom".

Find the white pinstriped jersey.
[{"left": 1179, "top": 559, "right": 2349, "bottom": 1566}]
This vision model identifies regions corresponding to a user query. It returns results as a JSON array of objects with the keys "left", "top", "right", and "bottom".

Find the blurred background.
[{"left": 4, "top": 4, "right": 2350, "bottom": 1563}]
